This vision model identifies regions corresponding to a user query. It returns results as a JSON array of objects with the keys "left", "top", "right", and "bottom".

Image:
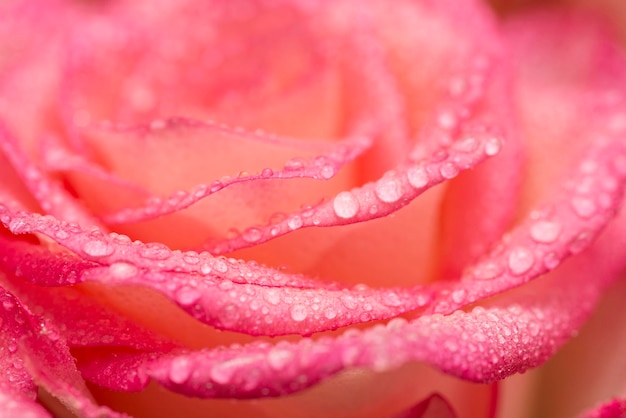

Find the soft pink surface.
[{"left": 0, "top": 0, "right": 626, "bottom": 417}]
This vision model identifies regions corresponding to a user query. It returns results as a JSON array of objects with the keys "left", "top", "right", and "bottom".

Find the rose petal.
[
  {"left": 578, "top": 399, "right": 626, "bottom": 418},
  {"left": 0, "top": 283, "right": 128, "bottom": 417}
]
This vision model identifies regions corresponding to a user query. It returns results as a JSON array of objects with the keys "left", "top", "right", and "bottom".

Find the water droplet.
[
  {"left": 453, "top": 137, "right": 479, "bottom": 152},
  {"left": 333, "top": 191, "right": 359, "bottom": 219},
  {"left": 214, "top": 259, "right": 228, "bottom": 273},
  {"left": 375, "top": 177, "right": 402, "bottom": 203},
  {"left": 451, "top": 289, "right": 467, "bottom": 304},
  {"left": 177, "top": 287, "right": 201, "bottom": 306},
  {"left": 242, "top": 228, "right": 262, "bottom": 243},
  {"left": 530, "top": 220, "right": 561, "bottom": 243},
  {"left": 473, "top": 261, "right": 502, "bottom": 280},
  {"left": 83, "top": 239, "right": 114, "bottom": 257},
  {"left": 407, "top": 164, "right": 429, "bottom": 188},
  {"left": 569, "top": 231, "right": 592, "bottom": 254},
  {"left": 341, "top": 294, "right": 358, "bottom": 310},
  {"left": 324, "top": 308, "right": 337, "bottom": 319},
  {"left": 287, "top": 216, "right": 303, "bottom": 230},
  {"left": 571, "top": 197, "right": 596, "bottom": 218},
  {"left": 268, "top": 348, "right": 294, "bottom": 371},
  {"left": 508, "top": 247, "right": 534, "bottom": 275},
  {"left": 440, "top": 162, "right": 459, "bottom": 179},
  {"left": 261, "top": 168, "right": 274, "bottom": 177},
  {"left": 169, "top": 357, "right": 191, "bottom": 384},
  {"left": 320, "top": 165, "right": 335, "bottom": 179},
  {"left": 210, "top": 362, "right": 235, "bottom": 385},
  {"left": 200, "top": 263, "right": 212, "bottom": 275},
  {"left": 290, "top": 305, "right": 308, "bottom": 322},
  {"left": 139, "top": 243, "right": 171, "bottom": 260},
  {"left": 54, "top": 229, "right": 70, "bottom": 240},
  {"left": 484, "top": 138, "right": 502, "bottom": 156},
  {"left": 219, "top": 304, "right": 239, "bottom": 327},
  {"left": 264, "top": 289, "right": 280, "bottom": 305},
  {"left": 210, "top": 181, "right": 224, "bottom": 193},
  {"left": 109, "top": 262, "right": 138, "bottom": 279},
  {"left": 183, "top": 252, "right": 200, "bottom": 264}
]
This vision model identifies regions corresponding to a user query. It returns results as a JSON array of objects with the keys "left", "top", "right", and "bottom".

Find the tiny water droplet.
[
  {"left": 290, "top": 305, "right": 308, "bottom": 322},
  {"left": 210, "top": 362, "right": 235, "bottom": 385},
  {"left": 508, "top": 247, "right": 534, "bottom": 275},
  {"left": 261, "top": 168, "right": 274, "bottom": 177},
  {"left": 375, "top": 177, "right": 402, "bottom": 203},
  {"left": 530, "top": 220, "right": 561, "bottom": 243},
  {"left": 333, "top": 191, "right": 359, "bottom": 219},
  {"left": 473, "top": 261, "right": 502, "bottom": 280},
  {"left": 219, "top": 304, "right": 239, "bottom": 327},
  {"left": 320, "top": 165, "right": 335, "bottom": 179}
]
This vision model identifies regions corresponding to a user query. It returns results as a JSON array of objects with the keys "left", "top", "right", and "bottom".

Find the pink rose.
[{"left": 0, "top": 0, "right": 625, "bottom": 417}]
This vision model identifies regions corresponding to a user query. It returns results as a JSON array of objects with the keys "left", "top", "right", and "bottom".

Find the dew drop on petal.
[
  {"left": 218, "top": 304, "right": 239, "bottom": 327},
  {"left": 451, "top": 289, "right": 467, "bottom": 304},
  {"left": 571, "top": 197, "right": 597, "bottom": 218},
  {"left": 440, "top": 162, "right": 459, "bottom": 179},
  {"left": 176, "top": 287, "right": 201, "bottom": 306},
  {"left": 333, "top": 191, "right": 359, "bottom": 219},
  {"left": 169, "top": 357, "right": 191, "bottom": 384},
  {"left": 287, "top": 215, "right": 303, "bottom": 230},
  {"left": 484, "top": 137, "right": 502, "bottom": 156},
  {"left": 407, "top": 164, "right": 429, "bottom": 188},
  {"left": 242, "top": 228, "right": 262, "bottom": 243},
  {"left": 268, "top": 348, "right": 294, "bottom": 371},
  {"left": 210, "top": 362, "right": 235, "bottom": 385},
  {"left": 472, "top": 261, "right": 502, "bottom": 280},
  {"left": 290, "top": 305, "right": 308, "bottom": 322},
  {"left": 320, "top": 165, "right": 335, "bottom": 179},
  {"left": 508, "top": 246, "right": 534, "bottom": 275},
  {"left": 375, "top": 177, "right": 403, "bottom": 203},
  {"left": 139, "top": 243, "right": 171, "bottom": 260},
  {"left": 109, "top": 262, "right": 138, "bottom": 279},
  {"left": 83, "top": 240, "right": 114, "bottom": 257},
  {"left": 530, "top": 220, "right": 561, "bottom": 243}
]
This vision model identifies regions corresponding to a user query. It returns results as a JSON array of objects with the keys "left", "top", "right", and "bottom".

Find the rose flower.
[{"left": 0, "top": 0, "right": 625, "bottom": 417}]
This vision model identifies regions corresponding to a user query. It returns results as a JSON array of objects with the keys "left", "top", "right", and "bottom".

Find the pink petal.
[
  {"left": 0, "top": 284, "right": 128, "bottom": 417},
  {"left": 390, "top": 393, "right": 458, "bottom": 418},
  {"left": 579, "top": 400, "right": 626, "bottom": 418}
]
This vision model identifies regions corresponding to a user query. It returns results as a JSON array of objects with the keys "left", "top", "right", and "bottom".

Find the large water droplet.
[
  {"left": 287, "top": 215, "right": 303, "bottom": 230},
  {"left": 333, "top": 191, "right": 359, "bottom": 219},
  {"left": 139, "top": 243, "right": 171, "bottom": 260},
  {"left": 484, "top": 138, "right": 502, "bottom": 156},
  {"left": 83, "top": 239, "right": 114, "bottom": 257},
  {"left": 268, "top": 348, "right": 294, "bottom": 371},
  {"left": 508, "top": 247, "right": 534, "bottom": 275},
  {"left": 440, "top": 162, "right": 459, "bottom": 179},
  {"left": 176, "top": 287, "right": 201, "bottom": 306},
  {"left": 169, "top": 357, "right": 191, "bottom": 384},
  {"left": 290, "top": 305, "right": 308, "bottom": 322},
  {"left": 530, "top": 220, "right": 561, "bottom": 243},
  {"left": 109, "top": 262, "right": 138, "bottom": 279},
  {"left": 375, "top": 177, "right": 402, "bottom": 203},
  {"left": 242, "top": 228, "right": 262, "bottom": 243},
  {"left": 407, "top": 165, "right": 429, "bottom": 188},
  {"left": 571, "top": 197, "right": 597, "bottom": 218},
  {"left": 210, "top": 362, "right": 235, "bottom": 385},
  {"left": 472, "top": 261, "right": 502, "bottom": 280}
]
